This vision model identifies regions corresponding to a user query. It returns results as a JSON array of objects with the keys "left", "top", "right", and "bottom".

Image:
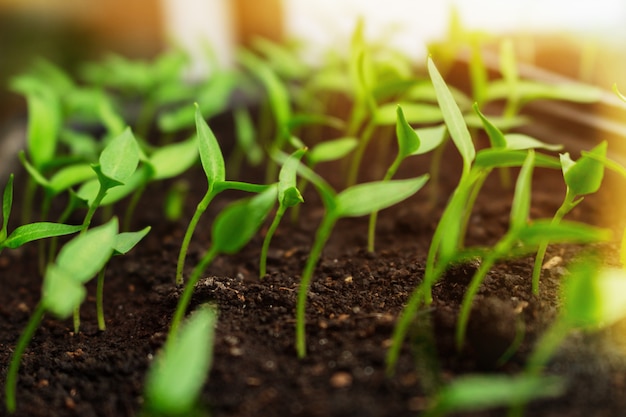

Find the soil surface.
[{"left": 1, "top": 129, "right": 626, "bottom": 417}]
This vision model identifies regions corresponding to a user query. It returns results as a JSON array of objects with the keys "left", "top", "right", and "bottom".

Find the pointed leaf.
[
  {"left": 517, "top": 220, "right": 611, "bottom": 248},
  {"left": 509, "top": 151, "right": 534, "bottom": 232},
  {"left": 428, "top": 57, "right": 475, "bottom": 170},
  {"left": 475, "top": 149, "right": 560, "bottom": 170},
  {"left": 473, "top": 103, "right": 506, "bottom": 148},
  {"left": 561, "top": 141, "right": 607, "bottom": 196},
  {"left": 99, "top": 128, "right": 140, "bottom": 183},
  {"left": 278, "top": 149, "right": 305, "bottom": 208},
  {"left": 335, "top": 176, "right": 429, "bottom": 218},
  {"left": 308, "top": 138, "right": 358, "bottom": 165},
  {"left": 396, "top": 105, "right": 420, "bottom": 158},
  {"left": 195, "top": 104, "right": 226, "bottom": 185},
  {"left": 113, "top": 226, "right": 151, "bottom": 255},
  {"left": 2, "top": 223, "right": 82, "bottom": 249},
  {"left": 375, "top": 102, "right": 443, "bottom": 125},
  {"left": 42, "top": 264, "right": 87, "bottom": 318},
  {"left": 212, "top": 186, "right": 277, "bottom": 254},
  {"left": 150, "top": 136, "right": 199, "bottom": 180},
  {"left": 505, "top": 134, "right": 562, "bottom": 151},
  {"left": 410, "top": 125, "right": 447, "bottom": 156}
]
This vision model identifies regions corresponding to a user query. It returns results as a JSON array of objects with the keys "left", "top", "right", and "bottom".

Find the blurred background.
[{"left": 1, "top": 0, "right": 626, "bottom": 122}]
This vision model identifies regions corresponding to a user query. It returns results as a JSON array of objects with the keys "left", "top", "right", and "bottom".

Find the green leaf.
[
  {"left": 56, "top": 218, "right": 118, "bottom": 283},
  {"left": 474, "top": 149, "right": 561, "bottom": 170},
  {"left": 2, "top": 223, "right": 82, "bottom": 249},
  {"left": 212, "top": 186, "right": 277, "bottom": 254},
  {"left": 278, "top": 149, "right": 305, "bottom": 208},
  {"left": 395, "top": 105, "right": 420, "bottom": 159},
  {"left": 113, "top": 226, "right": 151, "bottom": 255},
  {"left": 308, "top": 138, "right": 358, "bottom": 165},
  {"left": 99, "top": 128, "right": 140, "bottom": 183},
  {"left": 19, "top": 152, "right": 50, "bottom": 190},
  {"left": 499, "top": 39, "right": 518, "bottom": 94},
  {"left": 509, "top": 151, "right": 535, "bottom": 232},
  {"left": 427, "top": 375, "right": 565, "bottom": 416},
  {"left": 504, "top": 134, "right": 563, "bottom": 151},
  {"left": 42, "top": 264, "right": 87, "bottom": 319},
  {"left": 561, "top": 141, "right": 607, "bottom": 196},
  {"left": 410, "top": 125, "right": 447, "bottom": 156},
  {"left": 145, "top": 305, "right": 217, "bottom": 415},
  {"left": 486, "top": 79, "right": 602, "bottom": 104},
  {"left": 517, "top": 220, "right": 611, "bottom": 248},
  {"left": 473, "top": 103, "right": 506, "bottom": 148},
  {"left": 465, "top": 113, "right": 529, "bottom": 130},
  {"left": 195, "top": 104, "right": 226, "bottom": 185},
  {"left": 25, "top": 88, "right": 61, "bottom": 169},
  {"left": 2, "top": 174, "right": 14, "bottom": 241},
  {"left": 48, "top": 164, "right": 97, "bottom": 195},
  {"left": 375, "top": 102, "right": 443, "bottom": 125},
  {"left": 428, "top": 57, "right": 475, "bottom": 171},
  {"left": 149, "top": 136, "right": 199, "bottom": 180},
  {"left": 335, "top": 176, "right": 429, "bottom": 218},
  {"left": 234, "top": 107, "right": 263, "bottom": 166}
]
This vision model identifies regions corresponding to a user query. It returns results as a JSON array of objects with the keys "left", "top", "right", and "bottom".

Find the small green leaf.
[
  {"left": 486, "top": 79, "right": 602, "bottom": 104},
  {"left": 113, "top": 226, "right": 151, "bottom": 255},
  {"left": 509, "top": 151, "right": 535, "bottom": 232},
  {"left": 212, "top": 186, "right": 277, "bottom": 254},
  {"left": 99, "top": 128, "right": 140, "bottom": 183},
  {"left": 561, "top": 141, "right": 607, "bottom": 196},
  {"left": 149, "top": 136, "right": 199, "bottom": 180},
  {"left": 195, "top": 104, "right": 226, "bottom": 185},
  {"left": 145, "top": 305, "right": 217, "bottom": 415},
  {"left": 499, "top": 39, "right": 518, "bottom": 93},
  {"left": 308, "top": 138, "right": 358, "bottom": 165},
  {"left": 56, "top": 218, "right": 118, "bottom": 283},
  {"left": 2, "top": 223, "right": 82, "bottom": 249},
  {"left": 2, "top": 174, "right": 14, "bottom": 241},
  {"left": 234, "top": 107, "right": 263, "bottom": 166},
  {"left": 427, "top": 375, "right": 565, "bottom": 416},
  {"left": 48, "top": 164, "right": 97, "bottom": 195},
  {"left": 517, "top": 220, "right": 611, "bottom": 248},
  {"left": 375, "top": 102, "right": 443, "bottom": 125},
  {"left": 395, "top": 105, "right": 420, "bottom": 158},
  {"left": 474, "top": 149, "right": 561, "bottom": 170},
  {"left": 25, "top": 88, "right": 61, "bottom": 169},
  {"left": 42, "top": 264, "right": 87, "bottom": 319},
  {"left": 278, "top": 149, "right": 305, "bottom": 208},
  {"left": 335, "top": 176, "right": 429, "bottom": 218},
  {"left": 428, "top": 57, "right": 475, "bottom": 172},
  {"left": 504, "top": 134, "right": 563, "bottom": 151},
  {"left": 410, "top": 125, "right": 447, "bottom": 156},
  {"left": 473, "top": 103, "right": 506, "bottom": 148}
]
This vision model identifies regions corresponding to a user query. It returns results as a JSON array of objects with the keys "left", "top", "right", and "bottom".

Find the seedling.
[
  {"left": 0, "top": 174, "right": 82, "bottom": 255},
  {"left": 259, "top": 149, "right": 305, "bottom": 278},
  {"left": 145, "top": 305, "right": 217, "bottom": 416},
  {"left": 169, "top": 185, "right": 277, "bottom": 339},
  {"left": 175, "top": 105, "right": 270, "bottom": 285},
  {"left": 291, "top": 157, "right": 429, "bottom": 357},
  {"left": 5, "top": 219, "right": 118, "bottom": 413},
  {"left": 531, "top": 141, "right": 607, "bottom": 294}
]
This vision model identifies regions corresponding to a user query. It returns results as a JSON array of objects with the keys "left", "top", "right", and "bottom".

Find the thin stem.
[
  {"left": 175, "top": 188, "right": 215, "bottom": 285},
  {"left": 260, "top": 205, "right": 286, "bottom": 278},
  {"left": 367, "top": 156, "right": 401, "bottom": 252},
  {"left": 428, "top": 140, "right": 447, "bottom": 209},
  {"left": 531, "top": 190, "right": 576, "bottom": 294},
  {"left": 169, "top": 246, "right": 218, "bottom": 341},
  {"left": 123, "top": 184, "right": 146, "bottom": 232},
  {"left": 458, "top": 171, "right": 489, "bottom": 249},
  {"left": 296, "top": 214, "right": 336, "bottom": 358},
  {"left": 81, "top": 185, "right": 108, "bottom": 233},
  {"left": 5, "top": 303, "right": 45, "bottom": 414},
  {"left": 73, "top": 306, "right": 80, "bottom": 334},
  {"left": 20, "top": 177, "right": 36, "bottom": 224},
  {"left": 96, "top": 266, "right": 107, "bottom": 331}
]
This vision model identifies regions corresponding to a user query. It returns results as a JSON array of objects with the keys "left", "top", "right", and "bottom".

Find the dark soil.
[{"left": 1, "top": 129, "right": 626, "bottom": 417}]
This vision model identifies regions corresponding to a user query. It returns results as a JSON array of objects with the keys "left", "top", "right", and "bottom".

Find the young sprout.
[
  {"left": 169, "top": 186, "right": 277, "bottom": 339},
  {"left": 0, "top": 174, "right": 82, "bottom": 255},
  {"left": 292, "top": 159, "right": 429, "bottom": 357},
  {"left": 5, "top": 219, "right": 118, "bottom": 413},
  {"left": 145, "top": 305, "right": 217, "bottom": 416},
  {"left": 532, "top": 141, "right": 607, "bottom": 294},
  {"left": 367, "top": 106, "right": 446, "bottom": 252},
  {"left": 175, "top": 105, "right": 269, "bottom": 285},
  {"left": 259, "top": 149, "right": 305, "bottom": 278}
]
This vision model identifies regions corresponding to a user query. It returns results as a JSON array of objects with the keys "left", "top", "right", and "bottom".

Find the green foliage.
[{"left": 145, "top": 305, "right": 217, "bottom": 416}]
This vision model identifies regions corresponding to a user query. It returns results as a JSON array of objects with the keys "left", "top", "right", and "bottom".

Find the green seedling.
[
  {"left": 259, "top": 149, "right": 305, "bottom": 278},
  {"left": 532, "top": 141, "right": 607, "bottom": 294},
  {"left": 77, "top": 127, "right": 140, "bottom": 232},
  {"left": 367, "top": 106, "right": 446, "bottom": 252},
  {"left": 510, "top": 257, "right": 626, "bottom": 417},
  {"left": 456, "top": 151, "right": 610, "bottom": 351},
  {"left": 291, "top": 157, "right": 429, "bottom": 357},
  {"left": 169, "top": 185, "right": 277, "bottom": 339},
  {"left": 175, "top": 105, "right": 270, "bottom": 285},
  {"left": 0, "top": 174, "right": 82, "bottom": 255},
  {"left": 5, "top": 219, "right": 118, "bottom": 413},
  {"left": 424, "top": 374, "right": 565, "bottom": 417},
  {"left": 227, "top": 107, "right": 264, "bottom": 179},
  {"left": 145, "top": 305, "right": 217, "bottom": 417},
  {"left": 387, "top": 58, "right": 567, "bottom": 373}
]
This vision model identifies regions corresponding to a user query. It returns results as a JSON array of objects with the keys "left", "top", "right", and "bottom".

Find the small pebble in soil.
[{"left": 330, "top": 371, "right": 353, "bottom": 388}]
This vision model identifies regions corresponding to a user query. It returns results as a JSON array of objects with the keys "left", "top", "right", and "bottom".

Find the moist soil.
[{"left": 1, "top": 130, "right": 626, "bottom": 417}]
